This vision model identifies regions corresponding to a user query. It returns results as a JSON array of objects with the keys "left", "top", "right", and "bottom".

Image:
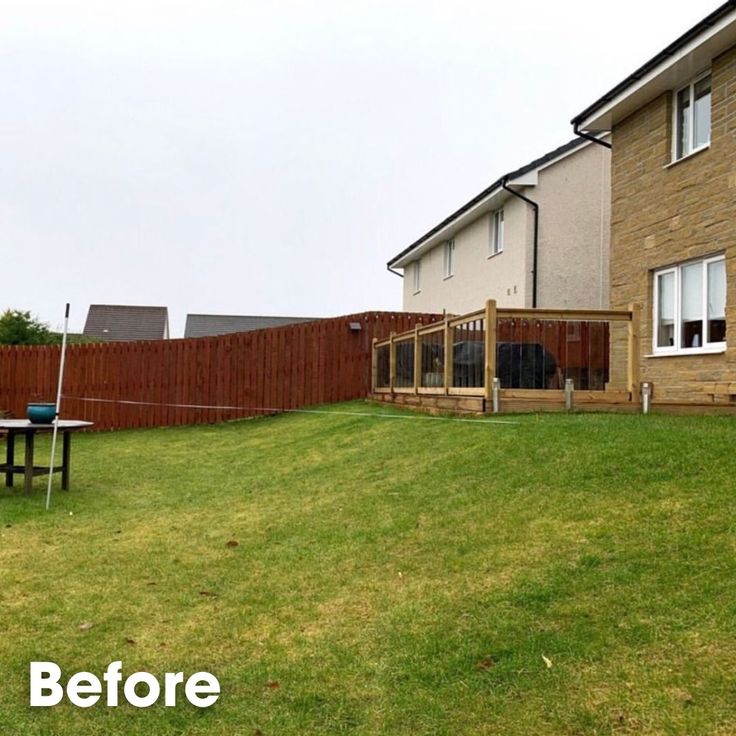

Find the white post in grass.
[
  {"left": 564, "top": 378, "right": 574, "bottom": 412},
  {"left": 46, "top": 303, "right": 70, "bottom": 511},
  {"left": 492, "top": 377, "right": 501, "bottom": 414},
  {"left": 642, "top": 382, "right": 652, "bottom": 415}
]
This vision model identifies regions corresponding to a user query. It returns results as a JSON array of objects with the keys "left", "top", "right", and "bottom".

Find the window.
[
  {"left": 444, "top": 240, "right": 455, "bottom": 278},
  {"left": 653, "top": 254, "right": 726, "bottom": 354},
  {"left": 674, "top": 72, "right": 711, "bottom": 161},
  {"left": 490, "top": 209, "right": 504, "bottom": 255},
  {"left": 413, "top": 259, "right": 421, "bottom": 294}
]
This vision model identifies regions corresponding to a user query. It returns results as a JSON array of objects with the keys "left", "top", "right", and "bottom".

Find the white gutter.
[{"left": 578, "top": 8, "right": 736, "bottom": 132}]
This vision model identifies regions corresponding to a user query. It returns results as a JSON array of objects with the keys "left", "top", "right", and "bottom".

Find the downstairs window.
[{"left": 653, "top": 255, "right": 726, "bottom": 354}]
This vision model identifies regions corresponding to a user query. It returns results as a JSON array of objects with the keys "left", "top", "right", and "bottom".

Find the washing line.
[{"left": 61, "top": 395, "right": 519, "bottom": 425}]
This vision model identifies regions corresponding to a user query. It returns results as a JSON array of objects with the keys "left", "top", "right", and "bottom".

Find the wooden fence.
[{"left": 0, "top": 312, "right": 439, "bottom": 431}]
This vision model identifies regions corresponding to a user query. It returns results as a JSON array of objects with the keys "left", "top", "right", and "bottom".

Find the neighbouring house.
[
  {"left": 387, "top": 137, "right": 611, "bottom": 314},
  {"left": 572, "top": 1, "right": 736, "bottom": 405},
  {"left": 183, "top": 314, "right": 318, "bottom": 338},
  {"left": 83, "top": 305, "right": 169, "bottom": 342}
]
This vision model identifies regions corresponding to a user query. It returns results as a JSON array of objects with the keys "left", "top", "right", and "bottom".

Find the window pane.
[
  {"left": 681, "top": 262, "right": 703, "bottom": 348},
  {"left": 657, "top": 271, "right": 675, "bottom": 348},
  {"left": 708, "top": 259, "right": 726, "bottom": 343},
  {"left": 693, "top": 76, "right": 711, "bottom": 149},
  {"left": 677, "top": 87, "right": 691, "bottom": 158}
]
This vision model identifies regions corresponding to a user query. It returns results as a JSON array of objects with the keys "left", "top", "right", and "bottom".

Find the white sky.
[{"left": 0, "top": 0, "right": 721, "bottom": 335}]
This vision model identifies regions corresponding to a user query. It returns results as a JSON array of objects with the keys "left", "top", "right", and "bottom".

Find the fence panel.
[
  {"left": 0, "top": 312, "right": 440, "bottom": 431},
  {"left": 419, "top": 329, "right": 445, "bottom": 388}
]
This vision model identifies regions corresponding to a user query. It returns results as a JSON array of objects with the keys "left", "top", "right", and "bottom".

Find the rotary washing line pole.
[{"left": 45, "top": 303, "right": 70, "bottom": 511}]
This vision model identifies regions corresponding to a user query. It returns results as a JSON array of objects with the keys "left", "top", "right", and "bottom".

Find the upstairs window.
[
  {"left": 653, "top": 254, "right": 726, "bottom": 354},
  {"left": 444, "top": 239, "right": 455, "bottom": 278},
  {"left": 674, "top": 72, "right": 711, "bottom": 161},
  {"left": 413, "top": 259, "right": 421, "bottom": 294},
  {"left": 490, "top": 209, "right": 504, "bottom": 256}
]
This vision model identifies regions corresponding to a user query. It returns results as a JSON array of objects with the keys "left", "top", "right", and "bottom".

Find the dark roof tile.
[
  {"left": 83, "top": 305, "right": 169, "bottom": 342},
  {"left": 184, "top": 314, "right": 318, "bottom": 338}
]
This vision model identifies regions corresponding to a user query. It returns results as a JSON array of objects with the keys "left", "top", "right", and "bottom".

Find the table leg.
[
  {"left": 24, "top": 431, "right": 34, "bottom": 495},
  {"left": 5, "top": 431, "right": 15, "bottom": 488},
  {"left": 62, "top": 432, "right": 71, "bottom": 491}
]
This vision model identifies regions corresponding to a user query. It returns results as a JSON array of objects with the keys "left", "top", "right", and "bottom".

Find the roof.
[
  {"left": 387, "top": 138, "right": 587, "bottom": 269},
  {"left": 83, "top": 305, "right": 169, "bottom": 342},
  {"left": 184, "top": 314, "right": 319, "bottom": 338},
  {"left": 573, "top": 1, "right": 736, "bottom": 132}
]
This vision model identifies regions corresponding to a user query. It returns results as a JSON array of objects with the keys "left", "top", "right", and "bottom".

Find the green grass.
[{"left": 1, "top": 401, "right": 736, "bottom": 735}]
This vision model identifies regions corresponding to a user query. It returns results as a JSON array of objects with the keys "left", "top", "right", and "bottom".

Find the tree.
[{"left": 0, "top": 310, "right": 58, "bottom": 345}]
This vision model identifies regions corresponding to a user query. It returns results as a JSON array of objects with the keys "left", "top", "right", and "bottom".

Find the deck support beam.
[
  {"left": 484, "top": 299, "right": 497, "bottom": 403},
  {"left": 627, "top": 303, "right": 641, "bottom": 397},
  {"left": 444, "top": 317, "right": 453, "bottom": 394}
]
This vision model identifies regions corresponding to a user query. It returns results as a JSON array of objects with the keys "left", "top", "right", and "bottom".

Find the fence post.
[
  {"left": 444, "top": 317, "right": 453, "bottom": 394},
  {"left": 389, "top": 331, "right": 396, "bottom": 393},
  {"left": 413, "top": 324, "right": 421, "bottom": 394},
  {"left": 627, "top": 303, "right": 641, "bottom": 397},
  {"left": 371, "top": 337, "right": 377, "bottom": 393},
  {"left": 484, "top": 299, "right": 497, "bottom": 403}
]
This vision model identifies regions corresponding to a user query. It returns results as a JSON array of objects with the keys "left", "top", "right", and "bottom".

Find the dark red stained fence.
[{"left": 0, "top": 312, "right": 439, "bottom": 431}]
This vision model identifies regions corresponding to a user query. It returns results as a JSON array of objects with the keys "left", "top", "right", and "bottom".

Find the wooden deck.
[{"left": 372, "top": 300, "right": 643, "bottom": 415}]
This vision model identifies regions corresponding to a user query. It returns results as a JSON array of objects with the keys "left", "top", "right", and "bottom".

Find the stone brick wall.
[{"left": 610, "top": 44, "right": 736, "bottom": 403}]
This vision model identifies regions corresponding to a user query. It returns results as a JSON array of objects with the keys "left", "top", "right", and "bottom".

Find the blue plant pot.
[{"left": 27, "top": 403, "right": 57, "bottom": 424}]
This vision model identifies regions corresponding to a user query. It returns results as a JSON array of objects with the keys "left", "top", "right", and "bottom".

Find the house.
[
  {"left": 183, "top": 314, "right": 318, "bottom": 338},
  {"left": 387, "top": 138, "right": 611, "bottom": 314},
  {"left": 572, "top": 1, "right": 736, "bottom": 404},
  {"left": 83, "top": 305, "right": 169, "bottom": 342}
]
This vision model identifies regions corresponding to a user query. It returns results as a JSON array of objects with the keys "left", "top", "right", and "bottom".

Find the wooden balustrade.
[{"left": 373, "top": 300, "right": 640, "bottom": 409}]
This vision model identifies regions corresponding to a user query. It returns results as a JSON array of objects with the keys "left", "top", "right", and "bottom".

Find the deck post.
[
  {"left": 627, "top": 303, "right": 641, "bottom": 397},
  {"left": 484, "top": 299, "right": 497, "bottom": 402},
  {"left": 444, "top": 317, "right": 453, "bottom": 394},
  {"left": 413, "top": 324, "right": 421, "bottom": 393},
  {"left": 389, "top": 331, "right": 396, "bottom": 393},
  {"left": 371, "top": 337, "right": 377, "bottom": 393}
]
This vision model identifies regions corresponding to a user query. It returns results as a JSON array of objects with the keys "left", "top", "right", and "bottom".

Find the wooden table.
[{"left": 0, "top": 420, "right": 93, "bottom": 495}]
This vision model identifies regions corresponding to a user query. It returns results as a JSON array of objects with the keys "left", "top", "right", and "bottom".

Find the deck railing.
[{"left": 372, "top": 300, "right": 641, "bottom": 404}]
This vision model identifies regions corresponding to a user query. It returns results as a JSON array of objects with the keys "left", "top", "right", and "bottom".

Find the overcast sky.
[{"left": 0, "top": 0, "right": 722, "bottom": 335}]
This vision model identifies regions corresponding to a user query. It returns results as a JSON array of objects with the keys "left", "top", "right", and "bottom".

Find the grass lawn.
[{"left": 1, "top": 401, "right": 736, "bottom": 735}]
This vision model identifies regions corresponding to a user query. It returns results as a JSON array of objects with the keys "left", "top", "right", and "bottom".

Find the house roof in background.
[
  {"left": 572, "top": 1, "right": 736, "bottom": 132},
  {"left": 387, "top": 137, "right": 588, "bottom": 269},
  {"left": 184, "top": 314, "right": 319, "bottom": 338},
  {"left": 83, "top": 305, "right": 169, "bottom": 342}
]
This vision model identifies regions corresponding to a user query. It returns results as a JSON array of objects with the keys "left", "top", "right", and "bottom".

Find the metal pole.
[
  {"left": 642, "top": 382, "right": 651, "bottom": 415},
  {"left": 46, "top": 303, "right": 70, "bottom": 510},
  {"left": 564, "top": 378, "right": 574, "bottom": 411},
  {"left": 492, "top": 377, "right": 501, "bottom": 414}
]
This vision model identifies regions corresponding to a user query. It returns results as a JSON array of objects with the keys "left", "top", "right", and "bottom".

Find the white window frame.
[
  {"left": 652, "top": 254, "right": 726, "bottom": 355},
  {"left": 672, "top": 70, "right": 711, "bottom": 162},
  {"left": 413, "top": 259, "right": 421, "bottom": 294},
  {"left": 489, "top": 209, "right": 504, "bottom": 256},
  {"left": 444, "top": 239, "right": 455, "bottom": 279}
]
